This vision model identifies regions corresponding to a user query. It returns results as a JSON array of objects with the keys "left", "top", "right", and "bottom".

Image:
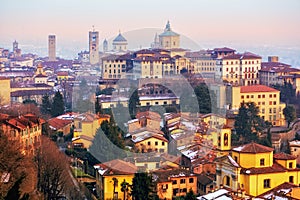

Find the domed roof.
[
  {"left": 159, "top": 21, "right": 179, "bottom": 37},
  {"left": 113, "top": 32, "right": 127, "bottom": 42}
]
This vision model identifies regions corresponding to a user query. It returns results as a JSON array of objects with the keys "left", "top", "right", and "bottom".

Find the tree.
[
  {"left": 234, "top": 102, "right": 266, "bottom": 142},
  {"left": 40, "top": 94, "right": 52, "bottom": 116},
  {"left": 272, "top": 82, "right": 296, "bottom": 104},
  {"left": 0, "top": 134, "right": 36, "bottom": 200},
  {"left": 194, "top": 83, "right": 217, "bottom": 114},
  {"left": 128, "top": 88, "right": 140, "bottom": 119},
  {"left": 283, "top": 105, "right": 297, "bottom": 128},
  {"left": 35, "top": 136, "right": 74, "bottom": 200},
  {"left": 51, "top": 91, "right": 64, "bottom": 117},
  {"left": 22, "top": 99, "right": 37, "bottom": 105},
  {"left": 95, "top": 97, "right": 101, "bottom": 114},
  {"left": 120, "top": 179, "right": 131, "bottom": 200},
  {"left": 184, "top": 189, "right": 197, "bottom": 200},
  {"left": 131, "top": 172, "right": 154, "bottom": 200},
  {"left": 89, "top": 119, "right": 127, "bottom": 163}
]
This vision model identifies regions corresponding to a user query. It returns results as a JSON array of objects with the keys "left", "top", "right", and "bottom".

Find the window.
[
  {"left": 180, "top": 179, "right": 186, "bottom": 184},
  {"left": 264, "top": 179, "right": 270, "bottom": 188},
  {"left": 260, "top": 158, "right": 265, "bottom": 166},
  {"left": 269, "top": 94, "right": 272, "bottom": 98},
  {"left": 225, "top": 176, "right": 230, "bottom": 186},
  {"left": 251, "top": 95, "right": 254, "bottom": 98},
  {"left": 180, "top": 188, "right": 187, "bottom": 193},
  {"left": 147, "top": 141, "right": 151, "bottom": 146},
  {"left": 162, "top": 142, "right": 165, "bottom": 146},
  {"left": 246, "top": 95, "right": 249, "bottom": 98},
  {"left": 189, "top": 178, "right": 194, "bottom": 183},
  {"left": 269, "top": 101, "right": 272, "bottom": 105},
  {"left": 155, "top": 141, "right": 158, "bottom": 146},
  {"left": 269, "top": 108, "right": 272, "bottom": 113},
  {"left": 146, "top": 102, "right": 150, "bottom": 106},
  {"left": 172, "top": 180, "right": 177, "bottom": 185},
  {"left": 289, "top": 162, "right": 293, "bottom": 168},
  {"left": 241, "top": 95, "right": 244, "bottom": 99},
  {"left": 289, "top": 176, "right": 294, "bottom": 183},
  {"left": 262, "top": 95, "right": 265, "bottom": 98},
  {"left": 258, "top": 95, "right": 261, "bottom": 98},
  {"left": 274, "top": 94, "right": 276, "bottom": 98}
]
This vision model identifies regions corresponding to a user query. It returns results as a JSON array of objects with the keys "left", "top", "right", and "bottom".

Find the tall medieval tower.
[{"left": 89, "top": 27, "right": 99, "bottom": 65}]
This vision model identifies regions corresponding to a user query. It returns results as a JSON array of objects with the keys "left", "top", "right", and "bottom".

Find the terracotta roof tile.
[
  {"left": 240, "top": 85, "right": 278, "bottom": 93},
  {"left": 94, "top": 159, "right": 137, "bottom": 175},
  {"left": 232, "top": 142, "right": 273, "bottom": 153},
  {"left": 274, "top": 152, "right": 297, "bottom": 160},
  {"left": 240, "top": 162, "right": 287, "bottom": 175}
]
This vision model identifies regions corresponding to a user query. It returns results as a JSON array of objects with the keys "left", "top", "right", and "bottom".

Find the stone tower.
[
  {"left": 89, "top": 28, "right": 100, "bottom": 65},
  {"left": 48, "top": 35, "right": 56, "bottom": 61}
]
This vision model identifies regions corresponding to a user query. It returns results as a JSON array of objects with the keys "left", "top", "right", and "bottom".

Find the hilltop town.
[{"left": 1, "top": 21, "right": 300, "bottom": 200}]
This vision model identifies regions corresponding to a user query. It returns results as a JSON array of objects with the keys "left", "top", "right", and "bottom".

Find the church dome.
[
  {"left": 113, "top": 32, "right": 127, "bottom": 43},
  {"left": 159, "top": 21, "right": 180, "bottom": 37}
]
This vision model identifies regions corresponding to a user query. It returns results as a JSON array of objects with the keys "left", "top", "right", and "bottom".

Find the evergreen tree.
[
  {"left": 40, "top": 94, "right": 52, "bottom": 115},
  {"left": 128, "top": 88, "right": 140, "bottom": 118},
  {"left": 95, "top": 97, "right": 101, "bottom": 114},
  {"left": 234, "top": 102, "right": 266, "bottom": 142},
  {"left": 283, "top": 105, "right": 297, "bottom": 128},
  {"left": 51, "top": 91, "right": 65, "bottom": 117},
  {"left": 194, "top": 83, "right": 216, "bottom": 114},
  {"left": 131, "top": 172, "right": 154, "bottom": 200}
]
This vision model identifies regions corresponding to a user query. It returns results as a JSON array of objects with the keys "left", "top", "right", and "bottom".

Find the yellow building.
[
  {"left": 133, "top": 56, "right": 163, "bottom": 79},
  {"left": 215, "top": 142, "right": 300, "bottom": 197},
  {"left": 153, "top": 169, "right": 197, "bottom": 200},
  {"left": 0, "top": 114, "right": 44, "bottom": 154},
  {"left": 211, "top": 127, "right": 231, "bottom": 152},
  {"left": 132, "top": 133, "right": 168, "bottom": 153},
  {"left": 94, "top": 159, "right": 137, "bottom": 200},
  {"left": 72, "top": 112, "right": 100, "bottom": 148},
  {"left": 0, "top": 77, "right": 11, "bottom": 105},
  {"left": 228, "top": 84, "right": 286, "bottom": 126},
  {"left": 200, "top": 113, "right": 227, "bottom": 129},
  {"left": 216, "top": 52, "right": 261, "bottom": 86},
  {"left": 102, "top": 54, "right": 128, "bottom": 79}
]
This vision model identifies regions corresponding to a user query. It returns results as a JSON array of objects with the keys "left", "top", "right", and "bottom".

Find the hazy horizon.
[{"left": 1, "top": 0, "right": 300, "bottom": 66}]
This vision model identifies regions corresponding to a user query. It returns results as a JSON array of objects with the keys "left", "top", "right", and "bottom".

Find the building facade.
[{"left": 227, "top": 85, "right": 286, "bottom": 126}]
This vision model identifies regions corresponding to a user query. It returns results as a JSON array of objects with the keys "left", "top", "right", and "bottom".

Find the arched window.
[{"left": 224, "top": 133, "right": 228, "bottom": 146}]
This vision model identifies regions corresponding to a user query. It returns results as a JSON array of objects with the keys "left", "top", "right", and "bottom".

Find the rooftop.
[
  {"left": 232, "top": 142, "right": 273, "bottom": 153},
  {"left": 273, "top": 152, "right": 297, "bottom": 160},
  {"left": 94, "top": 159, "right": 137, "bottom": 175},
  {"left": 240, "top": 85, "right": 279, "bottom": 93}
]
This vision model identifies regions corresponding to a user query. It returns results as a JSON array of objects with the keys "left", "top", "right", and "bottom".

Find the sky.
[{"left": 0, "top": 0, "right": 300, "bottom": 60}]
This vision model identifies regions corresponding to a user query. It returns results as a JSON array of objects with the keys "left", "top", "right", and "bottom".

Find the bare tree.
[
  {"left": 0, "top": 133, "right": 36, "bottom": 199},
  {"left": 35, "top": 136, "right": 74, "bottom": 200}
]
